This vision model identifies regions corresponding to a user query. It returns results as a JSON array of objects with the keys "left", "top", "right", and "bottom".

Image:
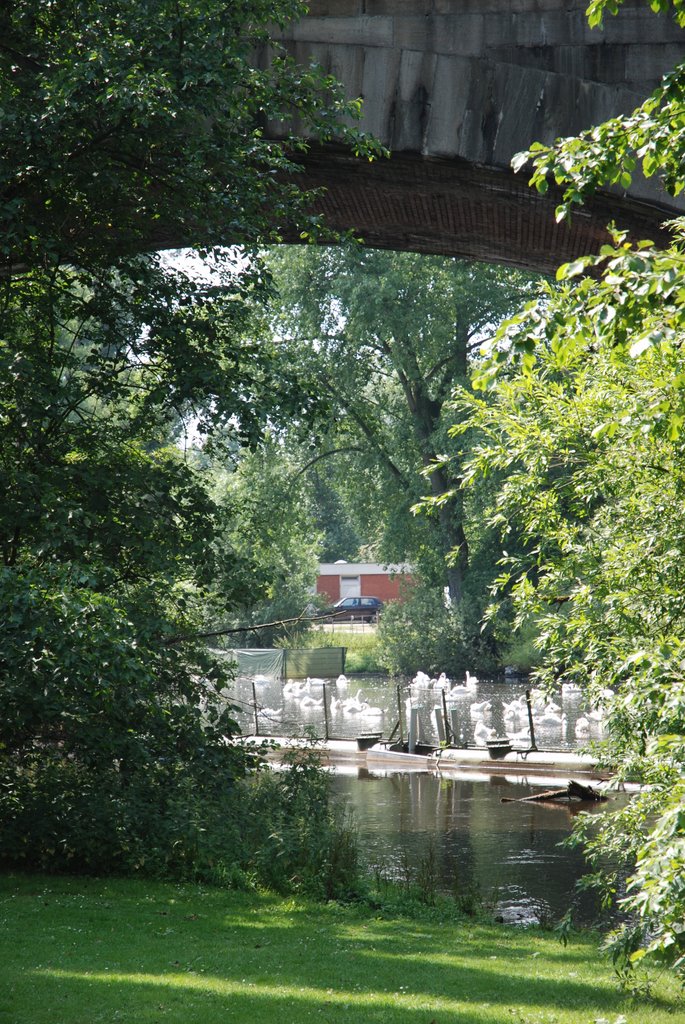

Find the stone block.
[
  {"left": 306, "top": 0, "right": 363, "bottom": 15},
  {"left": 304, "top": 42, "right": 365, "bottom": 99},
  {"left": 392, "top": 49, "right": 437, "bottom": 150},
  {"left": 423, "top": 53, "right": 472, "bottom": 158},
  {"left": 603, "top": 11, "right": 685, "bottom": 44},
  {"left": 291, "top": 16, "right": 394, "bottom": 48},
  {"left": 359, "top": 46, "right": 401, "bottom": 140},
  {"left": 365, "top": 0, "right": 434, "bottom": 14},
  {"left": 625, "top": 43, "right": 684, "bottom": 89},
  {"left": 491, "top": 63, "right": 549, "bottom": 164}
]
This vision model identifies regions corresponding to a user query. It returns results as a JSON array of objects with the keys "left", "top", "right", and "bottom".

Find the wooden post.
[
  {"left": 449, "top": 709, "right": 462, "bottom": 746},
  {"left": 525, "top": 689, "right": 538, "bottom": 751},
  {"left": 252, "top": 679, "right": 259, "bottom": 735},
  {"left": 432, "top": 706, "right": 446, "bottom": 744},
  {"left": 441, "top": 689, "right": 452, "bottom": 745},
  {"left": 408, "top": 705, "right": 419, "bottom": 753},
  {"left": 396, "top": 684, "right": 404, "bottom": 744},
  {"left": 322, "top": 682, "right": 330, "bottom": 741}
]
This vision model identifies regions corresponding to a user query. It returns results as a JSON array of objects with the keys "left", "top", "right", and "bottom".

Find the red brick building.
[{"left": 315, "top": 561, "right": 412, "bottom": 605}]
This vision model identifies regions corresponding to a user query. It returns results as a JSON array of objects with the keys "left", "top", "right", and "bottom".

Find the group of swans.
[
  {"left": 329, "top": 689, "right": 385, "bottom": 716},
  {"left": 262, "top": 669, "right": 612, "bottom": 745},
  {"left": 280, "top": 674, "right": 385, "bottom": 716},
  {"left": 412, "top": 670, "right": 480, "bottom": 700}
]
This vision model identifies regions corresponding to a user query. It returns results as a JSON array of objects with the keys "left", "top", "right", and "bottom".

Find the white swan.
[
  {"left": 335, "top": 674, "right": 348, "bottom": 688},
  {"left": 503, "top": 698, "right": 526, "bottom": 715},
  {"left": 257, "top": 706, "right": 283, "bottom": 721},
  {"left": 300, "top": 694, "right": 324, "bottom": 709},
  {"left": 284, "top": 679, "right": 309, "bottom": 697},
  {"left": 361, "top": 704, "right": 385, "bottom": 717},
  {"left": 465, "top": 671, "right": 479, "bottom": 689},
  {"left": 473, "top": 720, "right": 497, "bottom": 746},
  {"left": 447, "top": 683, "right": 471, "bottom": 699},
  {"left": 507, "top": 725, "right": 532, "bottom": 744},
  {"left": 341, "top": 689, "right": 366, "bottom": 713},
  {"left": 533, "top": 711, "right": 566, "bottom": 730},
  {"left": 503, "top": 707, "right": 521, "bottom": 727},
  {"left": 574, "top": 716, "right": 590, "bottom": 737},
  {"left": 469, "top": 699, "right": 492, "bottom": 717}
]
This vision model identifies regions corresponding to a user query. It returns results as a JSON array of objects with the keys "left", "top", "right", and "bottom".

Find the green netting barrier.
[
  {"left": 216, "top": 647, "right": 345, "bottom": 680},
  {"left": 284, "top": 647, "right": 345, "bottom": 679},
  {"left": 219, "top": 648, "right": 284, "bottom": 680}
]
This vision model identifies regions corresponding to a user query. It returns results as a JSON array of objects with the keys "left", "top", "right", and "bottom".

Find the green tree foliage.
[
  {"left": 203, "top": 432, "right": 323, "bottom": 646},
  {"left": 0, "top": 0, "right": 374, "bottom": 877},
  {"left": 450, "top": 266, "right": 685, "bottom": 972},
  {"left": 0, "top": 0, "right": 379, "bottom": 274},
  {"left": 267, "top": 245, "right": 539, "bottom": 664},
  {"left": 426, "top": 0, "right": 685, "bottom": 974}
]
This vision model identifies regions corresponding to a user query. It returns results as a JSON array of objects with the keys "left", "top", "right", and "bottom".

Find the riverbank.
[{"left": 1, "top": 874, "right": 680, "bottom": 1024}]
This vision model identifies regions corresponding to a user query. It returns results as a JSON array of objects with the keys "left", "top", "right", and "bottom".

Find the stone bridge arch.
[{"left": 271, "top": 1, "right": 685, "bottom": 272}]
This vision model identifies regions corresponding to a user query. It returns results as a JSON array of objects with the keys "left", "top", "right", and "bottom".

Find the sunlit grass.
[
  {"left": 1, "top": 874, "right": 682, "bottom": 1023},
  {"left": 286, "top": 626, "right": 383, "bottom": 672}
]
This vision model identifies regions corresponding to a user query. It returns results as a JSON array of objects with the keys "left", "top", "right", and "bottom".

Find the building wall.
[
  {"left": 317, "top": 575, "right": 340, "bottom": 603},
  {"left": 360, "top": 573, "right": 405, "bottom": 602},
  {"left": 315, "top": 562, "right": 412, "bottom": 604}
]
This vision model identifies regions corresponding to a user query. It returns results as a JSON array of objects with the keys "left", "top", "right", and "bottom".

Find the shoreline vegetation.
[{"left": 1, "top": 873, "right": 681, "bottom": 1024}]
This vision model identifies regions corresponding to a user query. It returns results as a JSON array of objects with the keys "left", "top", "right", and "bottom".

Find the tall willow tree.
[{"left": 268, "top": 246, "right": 540, "bottom": 608}]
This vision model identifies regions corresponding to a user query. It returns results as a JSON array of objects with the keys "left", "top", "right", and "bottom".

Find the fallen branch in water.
[{"left": 501, "top": 780, "right": 608, "bottom": 804}]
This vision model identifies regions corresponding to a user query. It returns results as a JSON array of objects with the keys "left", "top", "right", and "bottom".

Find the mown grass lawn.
[{"left": 0, "top": 874, "right": 681, "bottom": 1024}]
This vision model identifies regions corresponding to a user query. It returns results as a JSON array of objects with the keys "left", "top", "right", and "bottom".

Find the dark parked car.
[{"left": 326, "top": 596, "right": 384, "bottom": 622}]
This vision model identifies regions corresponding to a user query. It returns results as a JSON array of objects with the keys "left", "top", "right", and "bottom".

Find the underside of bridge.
[
  {"left": 273, "top": 0, "right": 685, "bottom": 273},
  {"left": 288, "top": 144, "right": 676, "bottom": 275}
]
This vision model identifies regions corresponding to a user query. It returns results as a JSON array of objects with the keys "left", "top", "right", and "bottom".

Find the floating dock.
[{"left": 246, "top": 735, "right": 621, "bottom": 787}]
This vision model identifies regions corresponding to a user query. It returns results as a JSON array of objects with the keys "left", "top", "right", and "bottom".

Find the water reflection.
[{"left": 330, "top": 769, "right": 617, "bottom": 925}]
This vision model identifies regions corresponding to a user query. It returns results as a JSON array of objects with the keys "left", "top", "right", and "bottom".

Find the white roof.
[{"left": 318, "top": 562, "right": 412, "bottom": 576}]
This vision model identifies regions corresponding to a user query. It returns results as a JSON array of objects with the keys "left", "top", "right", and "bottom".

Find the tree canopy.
[
  {"left": 0, "top": 0, "right": 380, "bottom": 275},
  {"left": 267, "top": 245, "right": 539, "bottom": 598},
  {"left": 0, "top": 0, "right": 375, "bottom": 876}
]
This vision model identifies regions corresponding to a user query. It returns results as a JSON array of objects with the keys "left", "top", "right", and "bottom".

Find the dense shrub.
[
  {"left": 0, "top": 566, "right": 250, "bottom": 878},
  {"left": 377, "top": 586, "right": 498, "bottom": 677},
  {"left": 237, "top": 746, "right": 360, "bottom": 900}
]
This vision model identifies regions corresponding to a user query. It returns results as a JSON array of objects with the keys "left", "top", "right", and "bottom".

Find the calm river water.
[
  {"left": 224, "top": 669, "right": 617, "bottom": 926},
  {"left": 330, "top": 767, "right": 617, "bottom": 925}
]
